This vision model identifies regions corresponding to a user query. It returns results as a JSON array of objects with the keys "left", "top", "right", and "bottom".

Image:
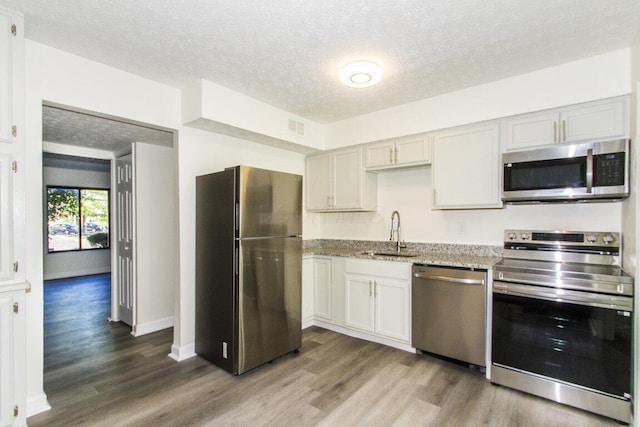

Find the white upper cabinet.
[
  {"left": 305, "top": 147, "right": 377, "bottom": 212},
  {"left": 305, "top": 153, "right": 332, "bottom": 211},
  {"left": 365, "top": 134, "right": 431, "bottom": 170},
  {"left": 0, "top": 10, "right": 16, "bottom": 144},
  {"left": 432, "top": 123, "right": 502, "bottom": 209},
  {"left": 505, "top": 96, "right": 629, "bottom": 151},
  {"left": 0, "top": 152, "right": 13, "bottom": 282}
]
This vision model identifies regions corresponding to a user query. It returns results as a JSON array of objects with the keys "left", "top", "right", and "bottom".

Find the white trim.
[
  {"left": 311, "top": 320, "right": 415, "bottom": 353},
  {"left": 302, "top": 319, "right": 315, "bottom": 329},
  {"left": 131, "top": 316, "right": 173, "bottom": 337},
  {"left": 43, "top": 267, "right": 111, "bottom": 281},
  {"left": 42, "top": 141, "right": 115, "bottom": 160},
  {"left": 26, "top": 392, "right": 51, "bottom": 417},
  {"left": 168, "top": 343, "right": 196, "bottom": 362}
]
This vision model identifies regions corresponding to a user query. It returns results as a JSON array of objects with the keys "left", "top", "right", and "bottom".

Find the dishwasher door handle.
[{"left": 413, "top": 273, "right": 485, "bottom": 285}]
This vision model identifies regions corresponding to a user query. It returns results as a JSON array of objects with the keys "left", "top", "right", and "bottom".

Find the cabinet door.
[
  {"left": 0, "top": 291, "right": 24, "bottom": 426},
  {"left": 395, "top": 136, "right": 430, "bottom": 166},
  {"left": 374, "top": 279, "right": 409, "bottom": 342},
  {"left": 561, "top": 99, "right": 627, "bottom": 143},
  {"left": 313, "top": 257, "right": 332, "bottom": 321},
  {"left": 344, "top": 274, "right": 374, "bottom": 333},
  {"left": 505, "top": 112, "right": 558, "bottom": 151},
  {"left": 365, "top": 141, "right": 394, "bottom": 169},
  {"left": 332, "top": 148, "right": 362, "bottom": 209},
  {"left": 432, "top": 123, "right": 502, "bottom": 209},
  {"left": 301, "top": 258, "right": 314, "bottom": 323},
  {"left": 305, "top": 153, "right": 331, "bottom": 210},
  {"left": 0, "top": 11, "right": 11, "bottom": 143},
  {"left": 0, "top": 153, "right": 12, "bottom": 281}
]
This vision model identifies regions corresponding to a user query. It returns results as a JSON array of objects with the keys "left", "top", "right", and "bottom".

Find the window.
[{"left": 47, "top": 186, "right": 110, "bottom": 252}]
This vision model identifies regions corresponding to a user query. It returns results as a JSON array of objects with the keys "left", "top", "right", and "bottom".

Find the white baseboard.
[
  {"left": 311, "top": 320, "right": 415, "bottom": 353},
  {"left": 26, "top": 392, "right": 51, "bottom": 417},
  {"left": 44, "top": 267, "right": 111, "bottom": 281},
  {"left": 131, "top": 316, "right": 174, "bottom": 337},
  {"left": 168, "top": 342, "right": 196, "bottom": 362}
]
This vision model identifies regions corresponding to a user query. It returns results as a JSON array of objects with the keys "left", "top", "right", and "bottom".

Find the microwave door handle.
[{"left": 586, "top": 148, "right": 593, "bottom": 193}]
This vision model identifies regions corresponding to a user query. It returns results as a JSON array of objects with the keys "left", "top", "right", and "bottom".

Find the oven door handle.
[{"left": 493, "top": 281, "right": 633, "bottom": 311}]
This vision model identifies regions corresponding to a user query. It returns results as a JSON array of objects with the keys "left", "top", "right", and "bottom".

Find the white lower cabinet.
[
  {"left": 0, "top": 286, "right": 26, "bottom": 427},
  {"left": 312, "top": 257, "right": 332, "bottom": 321},
  {"left": 344, "top": 259, "right": 410, "bottom": 343},
  {"left": 302, "top": 257, "right": 314, "bottom": 324},
  {"left": 302, "top": 256, "right": 334, "bottom": 323}
]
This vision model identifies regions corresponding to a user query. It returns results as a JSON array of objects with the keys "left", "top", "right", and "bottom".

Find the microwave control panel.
[{"left": 594, "top": 152, "right": 625, "bottom": 187}]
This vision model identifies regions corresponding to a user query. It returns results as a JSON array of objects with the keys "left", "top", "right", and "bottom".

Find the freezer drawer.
[{"left": 411, "top": 264, "right": 486, "bottom": 366}]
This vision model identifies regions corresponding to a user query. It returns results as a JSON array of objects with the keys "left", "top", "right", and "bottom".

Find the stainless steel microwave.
[{"left": 502, "top": 139, "right": 629, "bottom": 203}]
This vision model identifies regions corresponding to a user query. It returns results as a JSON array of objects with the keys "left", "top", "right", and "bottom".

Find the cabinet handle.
[
  {"left": 562, "top": 120, "right": 566, "bottom": 141},
  {"left": 389, "top": 148, "right": 393, "bottom": 164},
  {"left": 394, "top": 147, "right": 398, "bottom": 164},
  {"left": 553, "top": 121, "right": 557, "bottom": 142}
]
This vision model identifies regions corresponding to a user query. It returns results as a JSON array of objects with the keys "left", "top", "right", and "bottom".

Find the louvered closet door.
[{"left": 116, "top": 154, "right": 134, "bottom": 326}]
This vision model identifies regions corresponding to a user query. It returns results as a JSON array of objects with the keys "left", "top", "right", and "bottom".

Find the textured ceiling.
[
  {"left": 42, "top": 106, "right": 174, "bottom": 153},
  {"left": 2, "top": 0, "right": 640, "bottom": 124}
]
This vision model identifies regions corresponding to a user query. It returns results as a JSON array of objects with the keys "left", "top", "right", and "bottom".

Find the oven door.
[{"left": 492, "top": 282, "right": 632, "bottom": 398}]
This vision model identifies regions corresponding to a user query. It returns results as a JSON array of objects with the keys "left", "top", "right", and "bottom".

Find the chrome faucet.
[{"left": 390, "top": 210, "right": 407, "bottom": 253}]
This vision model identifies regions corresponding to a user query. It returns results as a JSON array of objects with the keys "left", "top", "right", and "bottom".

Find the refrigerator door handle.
[{"left": 234, "top": 247, "right": 239, "bottom": 275}]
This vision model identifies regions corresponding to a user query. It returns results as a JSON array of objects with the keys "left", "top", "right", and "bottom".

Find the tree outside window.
[{"left": 47, "top": 186, "right": 110, "bottom": 252}]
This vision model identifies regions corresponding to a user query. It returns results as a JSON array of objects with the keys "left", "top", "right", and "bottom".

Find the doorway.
[{"left": 41, "top": 102, "right": 176, "bottom": 330}]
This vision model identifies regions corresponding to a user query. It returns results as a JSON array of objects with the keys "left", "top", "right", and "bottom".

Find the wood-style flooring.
[{"left": 29, "top": 275, "right": 619, "bottom": 426}]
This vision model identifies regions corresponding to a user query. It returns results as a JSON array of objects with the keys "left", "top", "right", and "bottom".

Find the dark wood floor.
[{"left": 30, "top": 275, "right": 618, "bottom": 426}]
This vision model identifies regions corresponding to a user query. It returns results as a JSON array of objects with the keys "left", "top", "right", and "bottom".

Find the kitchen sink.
[{"left": 361, "top": 251, "right": 419, "bottom": 258}]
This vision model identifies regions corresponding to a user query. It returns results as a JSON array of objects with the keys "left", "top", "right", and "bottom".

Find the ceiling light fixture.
[{"left": 340, "top": 60, "right": 382, "bottom": 88}]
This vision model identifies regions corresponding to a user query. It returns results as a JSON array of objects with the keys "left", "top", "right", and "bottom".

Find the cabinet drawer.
[{"left": 345, "top": 259, "right": 411, "bottom": 279}]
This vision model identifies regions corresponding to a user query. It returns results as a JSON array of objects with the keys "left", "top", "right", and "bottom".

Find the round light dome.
[{"left": 340, "top": 60, "right": 382, "bottom": 88}]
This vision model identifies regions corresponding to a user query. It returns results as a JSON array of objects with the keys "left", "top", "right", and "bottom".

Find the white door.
[
  {"left": 313, "top": 257, "right": 332, "bottom": 321},
  {"left": 332, "top": 148, "right": 361, "bottom": 209},
  {"left": 344, "top": 274, "right": 374, "bottom": 332},
  {"left": 116, "top": 154, "right": 135, "bottom": 326},
  {"left": 305, "top": 154, "right": 332, "bottom": 210},
  {"left": 375, "top": 279, "right": 410, "bottom": 341},
  {"left": 0, "top": 293, "right": 15, "bottom": 426}
]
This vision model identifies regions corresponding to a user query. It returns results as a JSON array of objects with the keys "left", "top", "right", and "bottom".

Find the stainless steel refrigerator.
[{"left": 195, "top": 165, "right": 303, "bottom": 375}]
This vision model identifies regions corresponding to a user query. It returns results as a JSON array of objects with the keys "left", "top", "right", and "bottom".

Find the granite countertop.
[{"left": 304, "top": 240, "right": 502, "bottom": 270}]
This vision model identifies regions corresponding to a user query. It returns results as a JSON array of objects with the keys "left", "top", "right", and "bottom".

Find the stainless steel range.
[{"left": 492, "top": 229, "right": 633, "bottom": 423}]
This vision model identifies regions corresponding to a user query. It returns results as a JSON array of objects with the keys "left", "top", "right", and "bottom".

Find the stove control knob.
[
  {"left": 603, "top": 234, "right": 615, "bottom": 244},
  {"left": 507, "top": 232, "right": 517, "bottom": 240},
  {"left": 586, "top": 234, "right": 598, "bottom": 244},
  {"left": 520, "top": 233, "right": 530, "bottom": 241}
]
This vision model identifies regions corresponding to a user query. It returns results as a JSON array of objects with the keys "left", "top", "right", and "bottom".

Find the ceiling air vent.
[{"left": 288, "top": 119, "right": 304, "bottom": 137}]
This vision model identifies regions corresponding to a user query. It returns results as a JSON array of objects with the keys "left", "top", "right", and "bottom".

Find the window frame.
[{"left": 46, "top": 185, "right": 111, "bottom": 253}]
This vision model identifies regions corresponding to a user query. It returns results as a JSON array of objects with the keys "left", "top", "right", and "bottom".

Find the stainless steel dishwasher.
[{"left": 411, "top": 264, "right": 486, "bottom": 367}]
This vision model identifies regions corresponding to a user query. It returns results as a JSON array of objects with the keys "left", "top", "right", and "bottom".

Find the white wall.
[
  {"left": 309, "top": 167, "right": 622, "bottom": 245},
  {"left": 325, "top": 49, "right": 631, "bottom": 149},
  {"left": 133, "top": 142, "right": 175, "bottom": 336},
  {"left": 43, "top": 165, "right": 111, "bottom": 280},
  {"left": 170, "top": 126, "right": 305, "bottom": 360},
  {"left": 24, "top": 41, "right": 183, "bottom": 415}
]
